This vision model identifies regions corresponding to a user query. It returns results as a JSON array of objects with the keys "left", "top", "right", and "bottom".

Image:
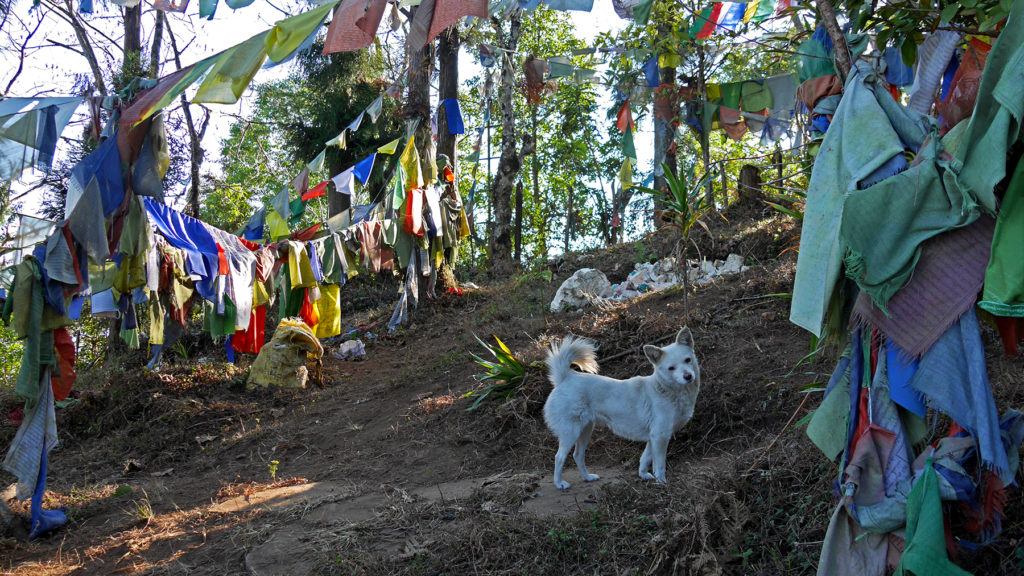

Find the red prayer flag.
[
  {"left": 302, "top": 180, "right": 328, "bottom": 201},
  {"left": 615, "top": 99, "right": 635, "bottom": 133}
]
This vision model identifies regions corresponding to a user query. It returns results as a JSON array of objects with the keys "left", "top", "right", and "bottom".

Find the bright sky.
[{"left": 2, "top": 0, "right": 640, "bottom": 220}]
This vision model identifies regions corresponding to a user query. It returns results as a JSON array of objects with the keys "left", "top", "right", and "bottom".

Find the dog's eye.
[
  {"left": 684, "top": 358, "right": 692, "bottom": 364},
  {"left": 668, "top": 366, "right": 675, "bottom": 371}
]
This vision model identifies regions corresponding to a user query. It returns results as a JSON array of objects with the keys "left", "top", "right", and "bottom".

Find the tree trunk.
[
  {"left": 816, "top": 0, "right": 851, "bottom": 80},
  {"left": 696, "top": 44, "right": 713, "bottom": 208},
  {"left": 514, "top": 180, "right": 523, "bottom": 264},
  {"left": 488, "top": 11, "right": 522, "bottom": 277},
  {"left": 149, "top": 10, "right": 164, "bottom": 77},
  {"left": 738, "top": 164, "right": 762, "bottom": 204},
  {"left": 124, "top": 3, "right": 141, "bottom": 69},
  {"left": 436, "top": 26, "right": 460, "bottom": 176},
  {"left": 652, "top": 24, "right": 678, "bottom": 224}
]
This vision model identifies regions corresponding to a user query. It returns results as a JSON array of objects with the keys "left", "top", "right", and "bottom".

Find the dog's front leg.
[
  {"left": 650, "top": 435, "right": 670, "bottom": 483},
  {"left": 638, "top": 442, "right": 655, "bottom": 480}
]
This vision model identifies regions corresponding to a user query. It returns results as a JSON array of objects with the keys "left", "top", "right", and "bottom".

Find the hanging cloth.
[{"left": 324, "top": 0, "right": 388, "bottom": 54}]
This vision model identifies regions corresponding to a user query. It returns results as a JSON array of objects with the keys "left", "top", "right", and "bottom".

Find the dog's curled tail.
[{"left": 546, "top": 335, "right": 598, "bottom": 386}]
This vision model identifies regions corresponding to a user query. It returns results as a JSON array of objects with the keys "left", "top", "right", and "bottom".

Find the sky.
[{"left": 2, "top": 0, "right": 644, "bottom": 223}]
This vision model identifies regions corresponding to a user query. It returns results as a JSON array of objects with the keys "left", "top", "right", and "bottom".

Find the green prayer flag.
[
  {"left": 378, "top": 137, "right": 401, "bottom": 155},
  {"left": 621, "top": 127, "right": 636, "bottom": 160},
  {"left": 752, "top": 0, "right": 776, "bottom": 22},
  {"left": 632, "top": 0, "right": 653, "bottom": 26},
  {"left": 199, "top": 0, "right": 217, "bottom": 19},
  {"left": 193, "top": 31, "right": 269, "bottom": 104},
  {"left": 265, "top": 1, "right": 337, "bottom": 64},
  {"left": 289, "top": 197, "right": 305, "bottom": 226},
  {"left": 307, "top": 148, "right": 326, "bottom": 174}
]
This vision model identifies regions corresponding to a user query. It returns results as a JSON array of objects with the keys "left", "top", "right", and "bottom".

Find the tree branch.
[
  {"left": 4, "top": 13, "right": 44, "bottom": 95},
  {"left": 816, "top": 0, "right": 851, "bottom": 80}
]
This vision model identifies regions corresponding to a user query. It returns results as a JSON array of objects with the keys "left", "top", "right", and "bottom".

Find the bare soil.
[{"left": 2, "top": 212, "right": 1023, "bottom": 575}]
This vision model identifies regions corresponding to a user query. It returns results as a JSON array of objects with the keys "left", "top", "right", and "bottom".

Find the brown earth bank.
[{"left": 1, "top": 210, "right": 1023, "bottom": 575}]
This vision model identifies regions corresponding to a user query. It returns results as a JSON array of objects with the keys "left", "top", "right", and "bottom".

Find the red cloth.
[
  {"left": 300, "top": 289, "right": 319, "bottom": 329},
  {"left": 427, "top": 0, "right": 488, "bottom": 44},
  {"left": 302, "top": 181, "right": 328, "bottom": 201},
  {"left": 993, "top": 316, "right": 1021, "bottom": 356},
  {"left": 233, "top": 305, "right": 266, "bottom": 354},
  {"left": 323, "top": 0, "right": 388, "bottom": 54},
  {"left": 52, "top": 327, "right": 76, "bottom": 401},
  {"left": 404, "top": 188, "right": 425, "bottom": 237},
  {"left": 290, "top": 223, "right": 322, "bottom": 242},
  {"left": 616, "top": 99, "right": 635, "bottom": 133},
  {"left": 216, "top": 244, "right": 229, "bottom": 275},
  {"left": 237, "top": 237, "right": 260, "bottom": 251}
]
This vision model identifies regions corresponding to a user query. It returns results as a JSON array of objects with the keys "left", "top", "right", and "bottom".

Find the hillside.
[{"left": 2, "top": 210, "right": 1022, "bottom": 576}]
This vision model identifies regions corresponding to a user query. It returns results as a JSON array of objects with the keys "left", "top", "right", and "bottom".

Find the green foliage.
[
  {"left": 464, "top": 335, "right": 528, "bottom": 411},
  {"left": 636, "top": 163, "right": 715, "bottom": 238},
  {"left": 0, "top": 321, "right": 24, "bottom": 393},
  {"left": 841, "top": 0, "right": 1007, "bottom": 55}
]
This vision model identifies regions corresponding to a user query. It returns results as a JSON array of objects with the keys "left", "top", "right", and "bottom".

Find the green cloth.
[
  {"left": 264, "top": 1, "right": 336, "bottom": 64},
  {"left": 382, "top": 218, "right": 412, "bottom": 270},
  {"left": 980, "top": 155, "right": 1024, "bottom": 316},
  {"left": 950, "top": 0, "right": 1024, "bottom": 216},
  {"left": 806, "top": 348, "right": 851, "bottom": 461},
  {"left": 547, "top": 57, "right": 574, "bottom": 79},
  {"left": 133, "top": 59, "right": 217, "bottom": 126},
  {"left": 621, "top": 127, "right": 636, "bottom": 160},
  {"left": 289, "top": 197, "right": 306, "bottom": 226},
  {"left": 199, "top": 0, "right": 217, "bottom": 19},
  {"left": 632, "top": 0, "right": 653, "bottom": 26},
  {"left": 193, "top": 31, "right": 269, "bottom": 104},
  {"left": 741, "top": 80, "right": 773, "bottom": 112},
  {"left": 202, "top": 296, "right": 237, "bottom": 338},
  {"left": 4, "top": 259, "right": 43, "bottom": 408},
  {"left": 791, "top": 59, "right": 928, "bottom": 334},
  {"left": 894, "top": 460, "right": 972, "bottom": 576},
  {"left": 720, "top": 82, "right": 742, "bottom": 109}
]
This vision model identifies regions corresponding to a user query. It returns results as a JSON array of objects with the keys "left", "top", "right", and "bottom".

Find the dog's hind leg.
[
  {"left": 573, "top": 422, "right": 600, "bottom": 482},
  {"left": 553, "top": 439, "right": 574, "bottom": 490},
  {"left": 638, "top": 442, "right": 655, "bottom": 480}
]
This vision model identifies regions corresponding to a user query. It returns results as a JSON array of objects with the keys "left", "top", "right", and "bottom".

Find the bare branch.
[{"left": 3, "top": 12, "right": 44, "bottom": 95}]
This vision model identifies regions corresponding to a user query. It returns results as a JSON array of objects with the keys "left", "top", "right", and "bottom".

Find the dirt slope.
[{"left": 2, "top": 213, "right": 1023, "bottom": 576}]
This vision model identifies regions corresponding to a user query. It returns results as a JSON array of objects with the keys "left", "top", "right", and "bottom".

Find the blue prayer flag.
[{"left": 352, "top": 153, "right": 376, "bottom": 185}]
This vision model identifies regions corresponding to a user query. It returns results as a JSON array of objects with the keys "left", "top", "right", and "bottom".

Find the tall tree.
[{"left": 488, "top": 9, "right": 524, "bottom": 276}]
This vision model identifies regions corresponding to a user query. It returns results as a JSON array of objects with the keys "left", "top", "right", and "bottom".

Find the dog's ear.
[
  {"left": 644, "top": 344, "right": 664, "bottom": 365},
  {"left": 675, "top": 327, "right": 694, "bottom": 347}
]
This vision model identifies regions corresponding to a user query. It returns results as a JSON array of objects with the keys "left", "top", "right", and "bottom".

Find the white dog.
[{"left": 542, "top": 328, "right": 700, "bottom": 489}]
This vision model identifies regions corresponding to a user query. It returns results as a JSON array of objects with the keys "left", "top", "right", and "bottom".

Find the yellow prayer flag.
[
  {"left": 619, "top": 159, "right": 633, "bottom": 191},
  {"left": 400, "top": 136, "right": 424, "bottom": 190},
  {"left": 378, "top": 137, "right": 401, "bottom": 154}
]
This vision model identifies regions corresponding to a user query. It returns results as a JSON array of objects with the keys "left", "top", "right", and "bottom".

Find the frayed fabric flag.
[
  {"left": 378, "top": 137, "right": 401, "bottom": 154},
  {"left": 443, "top": 99, "right": 465, "bottom": 135},
  {"left": 324, "top": 0, "right": 387, "bottom": 54},
  {"left": 352, "top": 154, "right": 376, "bottom": 185},
  {"left": 616, "top": 99, "right": 635, "bottom": 132},
  {"left": 621, "top": 126, "right": 636, "bottom": 160},
  {"left": 331, "top": 168, "right": 355, "bottom": 196}
]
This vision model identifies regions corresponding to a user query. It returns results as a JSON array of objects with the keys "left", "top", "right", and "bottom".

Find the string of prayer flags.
[
  {"left": 324, "top": 0, "right": 387, "bottom": 54},
  {"left": 352, "top": 154, "right": 376, "bottom": 185},
  {"left": 616, "top": 99, "right": 635, "bottom": 133}
]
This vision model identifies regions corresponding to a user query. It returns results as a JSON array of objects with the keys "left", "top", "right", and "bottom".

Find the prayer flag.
[
  {"left": 689, "top": 4, "right": 721, "bottom": 39},
  {"left": 643, "top": 55, "right": 660, "bottom": 87},
  {"left": 632, "top": 0, "right": 654, "bottom": 26},
  {"left": 347, "top": 111, "right": 364, "bottom": 133},
  {"left": 327, "top": 130, "right": 346, "bottom": 149},
  {"left": 542, "top": 0, "right": 594, "bottom": 10},
  {"left": 615, "top": 99, "right": 635, "bottom": 133},
  {"left": 400, "top": 136, "right": 424, "bottom": 190},
  {"left": 619, "top": 159, "right": 633, "bottom": 190},
  {"left": 331, "top": 168, "right": 355, "bottom": 195},
  {"left": 621, "top": 126, "right": 636, "bottom": 160},
  {"left": 352, "top": 154, "right": 376, "bottom": 185},
  {"left": 302, "top": 181, "right": 328, "bottom": 201},
  {"left": 378, "top": 137, "right": 401, "bottom": 154},
  {"left": 443, "top": 98, "right": 465, "bottom": 134},
  {"left": 428, "top": 0, "right": 488, "bottom": 45},
  {"left": 270, "top": 188, "right": 290, "bottom": 219},
  {"left": 324, "top": 0, "right": 388, "bottom": 54},
  {"left": 193, "top": 32, "right": 269, "bottom": 104},
  {"left": 366, "top": 95, "right": 384, "bottom": 123},
  {"left": 307, "top": 148, "right": 326, "bottom": 173},
  {"left": 265, "top": 0, "right": 336, "bottom": 64}
]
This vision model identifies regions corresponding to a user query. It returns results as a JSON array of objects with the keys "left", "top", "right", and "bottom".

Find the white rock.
[
  {"left": 721, "top": 254, "right": 745, "bottom": 274},
  {"left": 550, "top": 268, "right": 611, "bottom": 312}
]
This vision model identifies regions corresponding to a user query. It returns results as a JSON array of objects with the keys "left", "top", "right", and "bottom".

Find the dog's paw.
[
  {"left": 638, "top": 472, "right": 655, "bottom": 481},
  {"left": 582, "top": 473, "right": 600, "bottom": 482},
  {"left": 554, "top": 480, "right": 571, "bottom": 490},
  {"left": 655, "top": 475, "right": 667, "bottom": 484}
]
